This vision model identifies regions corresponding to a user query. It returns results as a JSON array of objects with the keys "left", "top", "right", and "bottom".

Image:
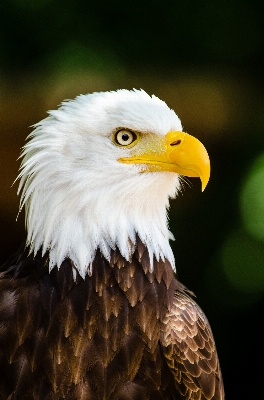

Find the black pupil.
[{"left": 122, "top": 133, "right": 130, "bottom": 141}]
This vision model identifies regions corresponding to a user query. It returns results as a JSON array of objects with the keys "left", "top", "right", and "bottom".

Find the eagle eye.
[{"left": 114, "top": 129, "right": 138, "bottom": 147}]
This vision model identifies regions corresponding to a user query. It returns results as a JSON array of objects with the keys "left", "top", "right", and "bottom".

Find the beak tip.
[{"left": 201, "top": 174, "right": 210, "bottom": 192}]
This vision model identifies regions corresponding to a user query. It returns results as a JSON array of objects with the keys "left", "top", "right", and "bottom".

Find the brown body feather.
[{"left": 0, "top": 240, "right": 225, "bottom": 400}]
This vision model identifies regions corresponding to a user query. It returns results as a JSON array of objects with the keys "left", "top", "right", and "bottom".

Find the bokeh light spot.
[
  {"left": 240, "top": 153, "right": 264, "bottom": 241},
  {"left": 221, "top": 229, "right": 264, "bottom": 293},
  {"left": 206, "top": 253, "right": 263, "bottom": 310}
]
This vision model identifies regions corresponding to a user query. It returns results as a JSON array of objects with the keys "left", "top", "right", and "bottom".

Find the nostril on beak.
[{"left": 170, "top": 140, "right": 181, "bottom": 146}]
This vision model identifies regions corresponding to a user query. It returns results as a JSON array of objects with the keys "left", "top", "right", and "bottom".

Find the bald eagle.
[{"left": 0, "top": 89, "right": 224, "bottom": 399}]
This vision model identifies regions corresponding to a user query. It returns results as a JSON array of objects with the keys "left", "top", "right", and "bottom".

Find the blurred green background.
[{"left": 1, "top": 0, "right": 264, "bottom": 397}]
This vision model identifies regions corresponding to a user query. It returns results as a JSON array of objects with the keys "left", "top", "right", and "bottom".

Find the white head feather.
[{"left": 17, "top": 89, "right": 183, "bottom": 278}]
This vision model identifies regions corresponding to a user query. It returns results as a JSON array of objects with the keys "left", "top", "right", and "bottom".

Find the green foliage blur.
[{"left": 1, "top": 0, "right": 264, "bottom": 397}]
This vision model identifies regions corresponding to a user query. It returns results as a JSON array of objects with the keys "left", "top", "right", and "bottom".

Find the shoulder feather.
[{"left": 160, "top": 290, "right": 225, "bottom": 400}]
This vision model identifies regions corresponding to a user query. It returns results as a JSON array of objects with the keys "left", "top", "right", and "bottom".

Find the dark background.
[{"left": 1, "top": 1, "right": 264, "bottom": 397}]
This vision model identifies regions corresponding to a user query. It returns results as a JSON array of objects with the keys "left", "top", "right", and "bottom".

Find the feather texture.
[
  {"left": 160, "top": 291, "right": 225, "bottom": 399},
  {"left": 0, "top": 242, "right": 224, "bottom": 399}
]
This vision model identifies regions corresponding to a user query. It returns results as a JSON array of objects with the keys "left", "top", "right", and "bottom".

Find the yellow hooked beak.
[{"left": 118, "top": 131, "right": 210, "bottom": 191}]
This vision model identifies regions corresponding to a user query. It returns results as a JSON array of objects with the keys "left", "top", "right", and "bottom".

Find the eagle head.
[{"left": 17, "top": 89, "right": 210, "bottom": 278}]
